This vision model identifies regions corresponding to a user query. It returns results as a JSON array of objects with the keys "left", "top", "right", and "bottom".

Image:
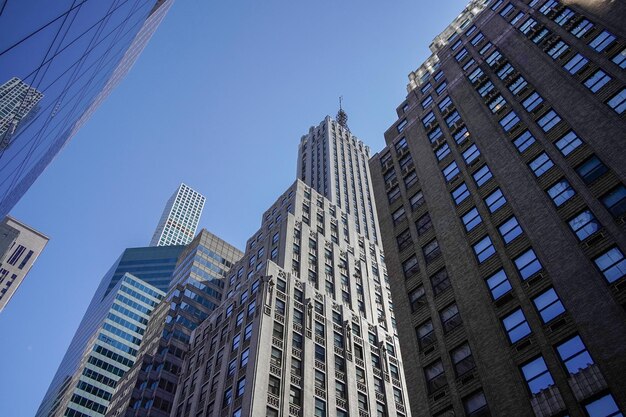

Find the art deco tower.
[
  {"left": 108, "top": 114, "right": 412, "bottom": 417},
  {"left": 369, "top": 0, "right": 626, "bottom": 416}
]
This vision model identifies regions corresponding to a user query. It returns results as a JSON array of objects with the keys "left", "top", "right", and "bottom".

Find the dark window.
[
  {"left": 425, "top": 360, "right": 447, "bottom": 393},
  {"left": 601, "top": 185, "right": 626, "bottom": 217},
  {"left": 440, "top": 303, "right": 461, "bottom": 333},
  {"left": 423, "top": 239, "right": 441, "bottom": 263},
  {"left": 416, "top": 213, "right": 432, "bottom": 235},
  {"left": 576, "top": 155, "right": 608, "bottom": 184},
  {"left": 451, "top": 343, "right": 475, "bottom": 377},
  {"left": 408, "top": 285, "right": 426, "bottom": 312},
  {"left": 431, "top": 269, "right": 451, "bottom": 295}
]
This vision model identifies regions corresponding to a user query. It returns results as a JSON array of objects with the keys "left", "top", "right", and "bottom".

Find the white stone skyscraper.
[{"left": 150, "top": 183, "right": 206, "bottom": 247}]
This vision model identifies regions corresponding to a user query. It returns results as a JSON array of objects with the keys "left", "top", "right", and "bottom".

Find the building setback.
[
  {"left": 369, "top": 1, "right": 626, "bottom": 416},
  {"left": 0, "top": 215, "right": 48, "bottom": 311},
  {"left": 108, "top": 115, "right": 412, "bottom": 417},
  {"left": 150, "top": 183, "right": 206, "bottom": 247},
  {"left": 0, "top": 0, "right": 173, "bottom": 218}
]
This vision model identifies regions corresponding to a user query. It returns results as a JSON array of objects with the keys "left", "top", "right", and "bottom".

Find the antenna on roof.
[{"left": 337, "top": 96, "right": 349, "bottom": 131}]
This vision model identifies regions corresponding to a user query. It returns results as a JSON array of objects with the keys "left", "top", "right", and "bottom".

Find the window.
[
  {"left": 473, "top": 165, "right": 493, "bottom": 187},
  {"left": 425, "top": 360, "right": 446, "bottom": 393},
  {"left": 537, "top": 110, "right": 561, "bottom": 132},
  {"left": 435, "top": 143, "right": 451, "bottom": 161},
  {"left": 486, "top": 269, "right": 512, "bottom": 300},
  {"left": 548, "top": 40, "right": 569, "bottom": 59},
  {"left": 443, "top": 161, "right": 460, "bottom": 182},
  {"left": 478, "top": 81, "right": 494, "bottom": 97},
  {"left": 485, "top": 188, "right": 506, "bottom": 213},
  {"left": 533, "top": 288, "right": 565, "bottom": 323},
  {"left": 395, "top": 136, "right": 408, "bottom": 152},
  {"left": 396, "top": 229, "right": 412, "bottom": 251},
  {"left": 462, "top": 207, "right": 482, "bottom": 231},
  {"left": 576, "top": 155, "right": 608, "bottom": 184},
  {"left": 468, "top": 67, "right": 484, "bottom": 84},
  {"left": 514, "top": 130, "right": 536, "bottom": 153},
  {"left": 431, "top": 269, "right": 451, "bottom": 295},
  {"left": 422, "top": 112, "right": 435, "bottom": 127},
  {"left": 423, "top": 239, "right": 441, "bottom": 263},
  {"left": 408, "top": 285, "right": 426, "bottom": 311},
  {"left": 358, "top": 393, "right": 368, "bottom": 410},
  {"left": 416, "top": 320, "right": 435, "bottom": 349},
  {"left": 489, "top": 95, "right": 507, "bottom": 114},
  {"left": 454, "top": 126, "right": 470, "bottom": 145},
  {"left": 471, "top": 32, "right": 484, "bottom": 45},
  {"left": 601, "top": 185, "right": 626, "bottom": 217},
  {"left": 463, "top": 390, "right": 488, "bottom": 416},
  {"left": 593, "top": 247, "right": 626, "bottom": 282},
  {"left": 410, "top": 191, "right": 425, "bottom": 210},
  {"left": 529, "top": 152, "right": 554, "bottom": 177},
  {"left": 555, "top": 131, "right": 583, "bottom": 156},
  {"left": 486, "top": 50, "right": 503, "bottom": 67},
  {"left": 503, "top": 308, "right": 531, "bottom": 343},
  {"left": 564, "top": 53, "right": 588, "bottom": 74},
  {"left": 439, "top": 96, "right": 453, "bottom": 112},
  {"left": 474, "top": 236, "right": 496, "bottom": 263},
  {"left": 521, "top": 356, "right": 554, "bottom": 394},
  {"left": 405, "top": 171, "right": 418, "bottom": 188},
  {"left": 500, "top": 111, "right": 520, "bottom": 132},
  {"left": 436, "top": 82, "right": 448, "bottom": 95},
  {"left": 607, "top": 88, "right": 626, "bottom": 114},
  {"left": 554, "top": 7, "right": 575, "bottom": 26},
  {"left": 422, "top": 95, "right": 434, "bottom": 109},
  {"left": 556, "top": 334, "right": 594, "bottom": 376},
  {"left": 223, "top": 387, "right": 233, "bottom": 406},
  {"left": 612, "top": 47, "right": 626, "bottom": 68},
  {"left": 421, "top": 83, "right": 432, "bottom": 94},
  {"left": 397, "top": 119, "right": 408, "bottom": 133},
  {"left": 440, "top": 303, "right": 461, "bottom": 333},
  {"left": 463, "top": 58, "right": 476, "bottom": 71},
  {"left": 499, "top": 216, "right": 523, "bottom": 244},
  {"left": 315, "top": 399, "right": 326, "bottom": 417},
  {"left": 584, "top": 393, "right": 622, "bottom": 417},
  {"left": 452, "top": 183, "right": 470, "bottom": 205},
  {"left": 445, "top": 111, "right": 461, "bottom": 127},
  {"left": 547, "top": 179, "right": 575, "bottom": 206},
  {"left": 416, "top": 213, "right": 433, "bottom": 235},
  {"left": 570, "top": 19, "right": 593, "bottom": 38},
  {"left": 590, "top": 30, "right": 616, "bottom": 52},
  {"left": 451, "top": 343, "right": 475, "bottom": 376},
  {"left": 515, "top": 249, "right": 542, "bottom": 279},
  {"left": 388, "top": 186, "right": 400, "bottom": 203},
  {"left": 290, "top": 386, "right": 301, "bottom": 406},
  {"left": 568, "top": 210, "right": 601, "bottom": 240},
  {"left": 497, "top": 62, "right": 514, "bottom": 79},
  {"left": 509, "top": 76, "right": 528, "bottom": 94},
  {"left": 584, "top": 70, "right": 611, "bottom": 93},
  {"left": 428, "top": 126, "right": 443, "bottom": 142},
  {"left": 522, "top": 92, "right": 543, "bottom": 111},
  {"left": 236, "top": 377, "right": 246, "bottom": 397},
  {"left": 463, "top": 144, "right": 480, "bottom": 164},
  {"left": 392, "top": 206, "right": 406, "bottom": 225}
]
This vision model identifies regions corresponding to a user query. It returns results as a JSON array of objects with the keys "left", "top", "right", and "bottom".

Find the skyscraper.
[
  {"left": 0, "top": 0, "right": 174, "bottom": 218},
  {"left": 109, "top": 115, "right": 412, "bottom": 417},
  {"left": 36, "top": 245, "right": 186, "bottom": 417},
  {"left": 369, "top": 1, "right": 625, "bottom": 416},
  {"left": 150, "top": 183, "right": 206, "bottom": 247},
  {"left": 0, "top": 215, "right": 48, "bottom": 311},
  {"left": 106, "top": 230, "right": 243, "bottom": 416}
]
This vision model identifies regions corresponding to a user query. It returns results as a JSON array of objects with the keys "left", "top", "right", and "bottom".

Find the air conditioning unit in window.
[
  {"left": 397, "top": 146, "right": 409, "bottom": 158},
  {"left": 442, "top": 106, "right": 453, "bottom": 117},
  {"left": 451, "top": 120, "right": 464, "bottom": 132},
  {"left": 401, "top": 165, "right": 412, "bottom": 176},
  {"left": 425, "top": 121, "right": 437, "bottom": 132},
  {"left": 382, "top": 159, "right": 394, "bottom": 171}
]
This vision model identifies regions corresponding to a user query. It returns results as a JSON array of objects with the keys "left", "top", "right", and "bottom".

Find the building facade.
[
  {"left": 369, "top": 1, "right": 626, "bottom": 416},
  {"left": 51, "top": 273, "right": 166, "bottom": 417},
  {"left": 0, "top": 215, "right": 48, "bottom": 311},
  {"left": 150, "top": 183, "right": 206, "bottom": 247},
  {"left": 37, "top": 245, "right": 185, "bottom": 417},
  {"left": 0, "top": 0, "right": 173, "bottom": 218},
  {"left": 126, "top": 116, "right": 412, "bottom": 417}
]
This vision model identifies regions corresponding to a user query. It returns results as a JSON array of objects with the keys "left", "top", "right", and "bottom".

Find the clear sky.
[{"left": 0, "top": 0, "right": 468, "bottom": 415}]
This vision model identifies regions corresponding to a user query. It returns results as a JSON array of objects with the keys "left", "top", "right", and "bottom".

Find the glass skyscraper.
[
  {"left": 36, "top": 245, "right": 184, "bottom": 417},
  {"left": 0, "top": 0, "right": 174, "bottom": 218}
]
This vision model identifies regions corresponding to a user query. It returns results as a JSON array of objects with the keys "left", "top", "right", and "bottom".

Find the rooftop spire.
[{"left": 337, "top": 96, "right": 349, "bottom": 131}]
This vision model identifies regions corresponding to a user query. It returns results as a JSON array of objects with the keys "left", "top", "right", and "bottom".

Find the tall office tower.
[
  {"left": 0, "top": 77, "right": 43, "bottom": 146},
  {"left": 37, "top": 245, "right": 186, "bottom": 417},
  {"left": 106, "top": 230, "right": 242, "bottom": 416},
  {"left": 0, "top": 215, "right": 48, "bottom": 311},
  {"left": 150, "top": 183, "right": 206, "bottom": 247},
  {"left": 114, "top": 116, "right": 412, "bottom": 417},
  {"left": 0, "top": 0, "right": 174, "bottom": 218},
  {"left": 369, "top": 1, "right": 626, "bottom": 416}
]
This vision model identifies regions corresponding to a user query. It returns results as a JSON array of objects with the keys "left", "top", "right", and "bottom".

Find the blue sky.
[{"left": 0, "top": 0, "right": 468, "bottom": 414}]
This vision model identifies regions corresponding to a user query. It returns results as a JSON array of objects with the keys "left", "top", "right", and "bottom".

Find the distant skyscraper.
[
  {"left": 0, "top": 0, "right": 174, "bottom": 218},
  {"left": 0, "top": 215, "right": 48, "bottom": 311},
  {"left": 369, "top": 1, "right": 626, "bottom": 416},
  {"left": 150, "top": 183, "right": 206, "bottom": 247},
  {"left": 108, "top": 115, "right": 412, "bottom": 417},
  {"left": 0, "top": 77, "right": 43, "bottom": 147},
  {"left": 36, "top": 245, "right": 185, "bottom": 417},
  {"left": 106, "top": 229, "right": 242, "bottom": 417}
]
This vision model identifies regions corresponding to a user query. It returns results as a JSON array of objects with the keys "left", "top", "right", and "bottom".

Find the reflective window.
[
  {"left": 521, "top": 356, "right": 554, "bottom": 394},
  {"left": 594, "top": 247, "right": 626, "bottom": 283},
  {"left": 503, "top": 308, "right": 531, "bottom": 343},
  {"left": 486, "top": 269, "right": 512, "bottom": 300},
  {"left": 568, "top": 210, "right": 601, "bottom": 240},
  {"left": 533, "top": 288, "right": 565, "bottom": 323}
]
